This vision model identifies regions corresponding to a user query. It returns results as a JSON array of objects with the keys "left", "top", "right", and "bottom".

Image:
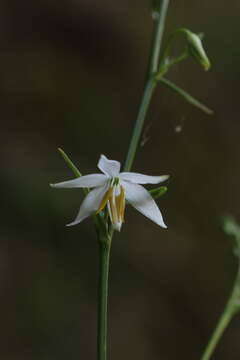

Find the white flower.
[{"left": 51, "top": 154, "right": 169, "bottom": 231}]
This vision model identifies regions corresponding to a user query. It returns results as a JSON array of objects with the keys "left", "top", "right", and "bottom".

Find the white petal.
[
  {"left": 98, "top": 154, "right": 121, "bottom": 177},
  {"left": 67, "top": 185, "right": 108, "bottom": 226},
  {"left": 113, "top": 222, "right": 122, "bottom": 232},
  {"left": 123, "top": 181, "right": 167, "bottom": 228},
  {"left": 119, "top": 172, "right": 169, "bottom": 184},
  {"left": 50, "top": 174, "right": 108, "bottom": 189}
]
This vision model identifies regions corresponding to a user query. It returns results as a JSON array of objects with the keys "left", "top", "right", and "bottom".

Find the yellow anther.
[
  {"left": 96, "top": 187, "right": 113, "bottom": 214},
  {"left": 109, "top": 194, "right": 117, "bottom": 224},
  {"left": 119, "top": 186, "right": 125, "bottom": 222},
  {"left": 116, "top": 186, "right": 125, "bottom": 222},
  {"left": 116, "top": 194, "right": 121, "bottom": 222}
]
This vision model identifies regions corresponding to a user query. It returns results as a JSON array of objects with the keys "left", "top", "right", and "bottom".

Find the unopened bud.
[
  {"left": 149, "top": 186, "right": 168, "bottom": 199},
  {"left": 186, "top": 31, "right": 211, "bottom": 71}
]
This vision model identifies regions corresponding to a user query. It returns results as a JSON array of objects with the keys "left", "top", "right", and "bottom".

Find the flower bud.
[
  {"left": 149, "top": 186, "right": 168, "bottom": 199},
  {"left": 186, "top": 31, "right": 211, "bottom": 71}
]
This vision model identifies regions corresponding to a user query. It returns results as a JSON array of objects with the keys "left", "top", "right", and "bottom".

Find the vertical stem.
[
  {"left": 97, "top": 2, "right": 170, "bottom": 358},
  {"left": 124, "top": 0, "right": 170, "bottom": 172},
  {"left": 97, "top": 238, "right": 112, "bottom": 360}
]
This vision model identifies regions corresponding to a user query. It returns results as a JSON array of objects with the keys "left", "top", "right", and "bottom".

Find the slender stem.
[
  {"left": 159, "top": 28, "right": 187, "bottom": 65},
  {"left": 124, "top": 0, "right": 169, "bottom": 172},
  {"left": 97, "top": 237, "right": 112, "bottom": 360},
  {"left": 200, "top": 297, "right": 234, "bottom": 360},
  {"left": 200, "top": 269, "right": 240, "bottom": 360},
  {"left": 167, "top": 51, "right": 188, "bottom": 68},
  {"left": 124, "top": 79, "right": 156, "bottom": 172},
  {"left": 160, "top": 77, "right": 213, "bottom": 115},
  {"left": 58, "top": 148, "right": 89, "bottom": 195},
  {"left": 97, "top": 2, "right": 170, "bottom": 358},
  {"left": 149, "top": 0, "right": 170, "bottom": 75}
]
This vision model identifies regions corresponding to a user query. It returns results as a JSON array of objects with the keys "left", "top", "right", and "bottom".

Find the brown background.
[{"left": 1, "top": 1, "right": 240, "bottom": 359}]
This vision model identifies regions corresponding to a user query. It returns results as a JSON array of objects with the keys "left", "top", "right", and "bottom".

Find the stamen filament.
[
  {"left": 115, "top": 186, "right": 125, "bottom": 222},
  {"left": 119, "top": 186, "right": 125, "bottom": 222},
  {"left": 116, "top": 194, "right": 121, "bottom": 222},
  {"left": 109, "top": 194, "right": 116, "bottom": 224}
]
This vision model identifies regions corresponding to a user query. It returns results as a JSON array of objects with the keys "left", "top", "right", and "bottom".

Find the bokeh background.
[{"left": 1, "top": 0, "right": 240, "bottom": 359}]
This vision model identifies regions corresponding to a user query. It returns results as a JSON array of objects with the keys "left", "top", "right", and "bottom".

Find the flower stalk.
[
  {"left": 96, "top": 2, "right": 170, "bottom": 358},
  {"left": 97, "top": 236, "right": 112, "bottom": 360}
]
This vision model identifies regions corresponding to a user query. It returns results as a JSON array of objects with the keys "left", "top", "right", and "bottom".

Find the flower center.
[
  {"left": 112, "top": 177, "right": 119, "bottom": 186},
  {"left": 96, "top": 183, "right": 125, "bottom": 225}
]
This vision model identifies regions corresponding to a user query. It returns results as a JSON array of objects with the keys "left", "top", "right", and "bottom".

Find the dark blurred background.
[{"left": 1, "top": 0, "right": 240, "bottom": 359}]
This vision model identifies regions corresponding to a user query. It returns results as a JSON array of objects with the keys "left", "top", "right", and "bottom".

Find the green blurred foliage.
[{"left": 0, "top": 0, "right": 240, "bottom": 359}]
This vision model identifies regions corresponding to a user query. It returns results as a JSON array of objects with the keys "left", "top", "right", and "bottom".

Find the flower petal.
[
  {"left": 113, "top": 222, "right": 122, "bottom": 232},
  {"left": 50, "top": 174, "right": 108, "bottom": 189},
  {"left": 67, "top": 185, "right": 108, "bottom": 226},
  {"left": 98, "top": 154, "right": 121, "bottom": 177},
  {"left": 119, "top": 172, "right": 169, "bottom": 184},
  {"left": 123, "top": 181, "right": 167, "bottom": 228}
]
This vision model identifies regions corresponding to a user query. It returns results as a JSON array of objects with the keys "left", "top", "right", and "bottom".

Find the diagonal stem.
[
  {"left": 200, "top": 267, "right": 240, "bottom": 360},
  {"left": 160, "top": 77, "right": 213, "bottom": 114},
  {"left": 200, "top": 297, "right": 234, "bottom": 360},
  {"left": 124, "top": 0, "right": 170, "bottom": 172},
  {"left": 124, "top": 78, "right": 157, "bottom": 172}
]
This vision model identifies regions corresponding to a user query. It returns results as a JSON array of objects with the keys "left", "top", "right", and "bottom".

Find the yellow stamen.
[
  {"left": 116, "top": 194, "right": 121, "bottom": 222},
  {"left": 119, "top": 186, "right": 125, "bottom": 222},
  {"left": 116, "top": 186, "right": 125, "bottom": 222},
  {"left": 109, "top": 194, "right": 117, "bottom": 224},
  {"left": 96, "top": 187, "right": 113, "bottom": 214}
]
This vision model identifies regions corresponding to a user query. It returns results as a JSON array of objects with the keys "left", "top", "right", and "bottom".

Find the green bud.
[
  {"left": 149, "top": 186, "right": 168, "bottom": 199},
  {"left": 186, "top": 30, "right": 211, "bottom": 71}
]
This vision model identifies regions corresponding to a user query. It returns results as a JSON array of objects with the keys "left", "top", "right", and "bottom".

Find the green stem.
[
  {"left": 200, "top": 269, "right": 240, "bottom": 360},
  {"left": 149, "top": 0, "right": 170, "bottom": 75},
  {"left": 159, "top": 27, "right": 187, "bottom": 64},
  {"left": 200, "top": 297, "right": 234, "bottom": 360},
  {"left": 97, "top": 2, "right": 170, "bottom": 357},
  {"left": 58, "top": 148, "right": 89, "bottom": 195},
  {"left": 97, "top": 237, "right": 112, "bottom": 360},
  {"left": 124, "top": 0, "right": 169, "bottom": 172},
  {"left": 124, "top": 79, "right": 157, "bottom": 172},
  {"left": 160, "top": 77, "right": 213, "bottom": 114}
]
